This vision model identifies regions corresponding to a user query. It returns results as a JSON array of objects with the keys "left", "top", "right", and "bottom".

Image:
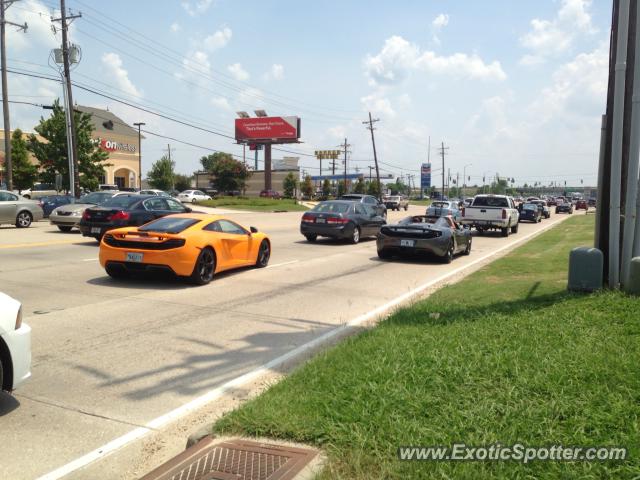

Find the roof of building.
[{"left": 76, "top": 105, "right": 139, "bottom": 138}]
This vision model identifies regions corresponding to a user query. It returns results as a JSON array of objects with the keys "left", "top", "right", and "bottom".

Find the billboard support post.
[{"left": 264, "top": 144, "right": 272, "bottom": 190}]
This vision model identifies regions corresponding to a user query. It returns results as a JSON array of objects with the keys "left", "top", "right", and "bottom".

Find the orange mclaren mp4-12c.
[{"left": 98, "top": 214, "right": 271, "bottom": 285}]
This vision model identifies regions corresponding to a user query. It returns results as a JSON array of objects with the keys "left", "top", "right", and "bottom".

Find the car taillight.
[
  {"left": 15, "top": 306, "right": 22, "bottom": 330},
  {"left": 502, "top": 208, "right": 507, "bottom": 219},
  {"left": 302, "top": 214, "right": 315, "bottom": 223},
  {"left": 108, "top": 211, "right": 130, "bottom": 221},
  {"left": 82, "top": 210, "right": 91, "bottom": 220},
  {"left": 327, "top": 217, "right": 349, "bottom": 224}
]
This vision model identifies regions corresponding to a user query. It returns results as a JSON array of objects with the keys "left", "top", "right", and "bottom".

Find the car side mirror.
[
  {"left": 250, "top": 226, "right": 258, "bottom": 234},
  {"left": 184, "top": 206, "right": 192, "bottom": 213}
]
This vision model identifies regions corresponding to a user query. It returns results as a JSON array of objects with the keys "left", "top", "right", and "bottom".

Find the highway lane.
[{"left": 0, "top": 207, "right": 576, "bottom": 479}]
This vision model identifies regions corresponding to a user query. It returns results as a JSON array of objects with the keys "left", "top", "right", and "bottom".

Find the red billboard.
[{"left": 235, "top": 116, "right": 300, "bottom": 143}]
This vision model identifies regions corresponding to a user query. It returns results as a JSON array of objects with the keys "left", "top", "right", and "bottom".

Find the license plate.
[
  {"left": 316, "top": 218, "right": 326, "bottom": 223},
  {"left": 91, "top": 227, "right": 101, "bottom": 234},
  {"left": 126, "top": 252, "right": 143, "bottom": 263},
  {"left": 400, "top": 239, "right": 415, "bottom": 247}
]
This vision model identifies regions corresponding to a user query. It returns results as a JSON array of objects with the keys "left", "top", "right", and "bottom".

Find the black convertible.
[{"left": 376, "top": 215, "right": 472, "bottom": 263}]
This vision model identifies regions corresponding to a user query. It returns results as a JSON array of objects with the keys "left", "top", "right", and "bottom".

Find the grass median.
[
  {"left": 197, "top": 197, "right": 309, "bottom": 212},
  {"left": 214, "top": 215, "right": 640, "bottom": 479}
]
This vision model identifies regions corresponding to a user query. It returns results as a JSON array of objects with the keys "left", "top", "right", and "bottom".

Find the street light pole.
[
  {"left": 463, "top": 163, "right": 472, "bottom": 196},
  {"left": 133, "top": 122, "right": 145, "bottom": 189}
]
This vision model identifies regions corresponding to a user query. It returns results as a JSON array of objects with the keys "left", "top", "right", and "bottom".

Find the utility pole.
[
  {"left": 1, "top": 0, "right": 27, "bottom": 191},
  {"left": 368, "top": 165, "right": 374, "bottom": 184},
  {"left": 339, "top": 138, "right": 351, "bottom": 193},
  {"left": 133, "top": 122, "right": 145, "bottom": 189},
  {"left": 164, "top": 143, "right": 175, "bottom": 161},
  {"left": 52, "top": 0, "right": 81, "bottom": 197},
  {"left": 438, "top": 142, "right": 449, "bottom": 199},
  {"left": 363, "top": 112, "right": 381, "bottom": 200}
]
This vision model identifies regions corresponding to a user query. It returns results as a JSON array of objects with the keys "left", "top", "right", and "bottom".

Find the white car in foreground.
[
  {"left": 177, "top": 189, "right": 212, "bottom": 203},
  {"left": 0, "top": 293, "right": 31, "bottom": 392}
]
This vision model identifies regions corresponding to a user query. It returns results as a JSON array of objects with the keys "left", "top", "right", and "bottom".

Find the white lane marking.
[
  {"left": 36, "top": 217, "right": 568, "bottom": 480},
  {"left": 265, "top": 260, "right": 299, "bottom": 269},
  {"left": 82, "top": 258, "right": 98, "bottom": 262}
]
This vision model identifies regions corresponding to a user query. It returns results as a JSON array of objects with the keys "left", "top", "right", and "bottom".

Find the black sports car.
[
  {"left": 79, "top": 194, "right": 192, "bottom": 241},
  {"left": 300, "top": 200, "right": 386, "bottom": 244},
  {"left": 376, "top": 215, "right": 472, "bottom": 263}
]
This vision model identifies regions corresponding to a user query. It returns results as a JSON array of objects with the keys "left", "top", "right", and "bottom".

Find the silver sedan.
[
  {"left": 49, "top": 191, "right": 120, "bottom": 232},
  {"left": 0, "top": 190, "right": 44, "bottom": 228}
]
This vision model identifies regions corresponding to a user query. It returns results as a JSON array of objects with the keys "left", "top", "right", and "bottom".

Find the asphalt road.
[{"left": 0, "top": 206, "right": 576, "bottom": 479}]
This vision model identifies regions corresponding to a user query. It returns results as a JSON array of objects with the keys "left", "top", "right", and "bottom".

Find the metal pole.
[
  {"left": 1, "top": 1, "right": 9, "bottom": 190},
  {"left": 133, "top": 122, "right": 144, "bottom": 189},
  {"left": 595, "top": 116, "right": 606, "bottom": 250},
  {"left": 343, "top": 138, "right": 348, "bottom": 193},
  {"left": 61, "top": 74, "right": 74, "bottom": 194},
  {"left": 264, "top": 144, "right": 272, "bottom": 190},
  {"left": 609, "top": 0, "right": 631, "bottom": 288}
]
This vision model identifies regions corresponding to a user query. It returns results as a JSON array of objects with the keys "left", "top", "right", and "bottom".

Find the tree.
[
  {"left": 301, "top": 175, "right": 314, "bottom": 198},
  {"left": 148, "top": 155, "right": 175, "bottom": 191},
  {"left": 337, "top": 180, "right": 346, "bottom": 197},
  {"left": 27, "top": 100, "right": 109, "bottom": 192},
  {"left": 200, "top": 152, "right": 251, "bottom": 193},
  {"left": 366, "top": 180, "right": 380, "bottom": 197},
  {"left": 353, "top": 176, "right": 365, "bottom": 194},
  {"left": 173, "top": 173, "right": 192, "bottom": 192},
  {"left": 283, "top": 172, "right": 297, "bottom": 198},
  {"left": 10, "top": 129, "right": 37, "bottom": 192},
  {"left": 321, "top": 178, "right": 331, "bottom": 199}
]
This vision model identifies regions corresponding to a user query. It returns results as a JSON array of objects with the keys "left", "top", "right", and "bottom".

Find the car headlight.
[{"left": 15, "top": 306, "right": 22, "bottom": 330}]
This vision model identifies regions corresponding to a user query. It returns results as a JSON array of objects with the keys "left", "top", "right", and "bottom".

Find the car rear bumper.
[
  {"left": 50, "top": 214, "right": 80, "bottom": 227},
  {"left": 377, "top": 235, "right": 449, "bottom": 256},
  {"left": 300, "top": 223, "right": 354, "bottom": 239},
  {"left": 1, "top": 323, "right": 32, "bottom": 391},
  {"left": 100, "top": 243, "right": 197, "bottom": 276},
  {"left": 459, "top": 219, "right": 507, "bottom": 228}
]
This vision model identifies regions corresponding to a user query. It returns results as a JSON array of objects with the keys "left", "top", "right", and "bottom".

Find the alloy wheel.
[{"left": 197, "top": 249, "right": 215, "bottom": 283}]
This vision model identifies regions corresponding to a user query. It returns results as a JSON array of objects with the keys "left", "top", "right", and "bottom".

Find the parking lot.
[{"left": 0, "top": 205, "right": 576, "bottom": 480}]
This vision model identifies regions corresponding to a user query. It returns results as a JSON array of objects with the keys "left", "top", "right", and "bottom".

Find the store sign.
[
  {"left": 235, "top": 116, "right": 300, "bottom": 142},
  {"left": 92, "top": 137, "right": 137, "bottom": 153},
  {"left": 421, "top": 163, "right": 431, "bottom": 189}
]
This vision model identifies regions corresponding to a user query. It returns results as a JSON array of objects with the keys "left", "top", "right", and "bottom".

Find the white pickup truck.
[{"left": 460, "top": 194, "right": 520, "bottom": 237}]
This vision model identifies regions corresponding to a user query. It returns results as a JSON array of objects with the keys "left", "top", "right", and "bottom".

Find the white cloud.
[
  {"left": 432, "top": 13, "right": 449, "bottom": 29},
  {"left": 181, "top": 50, "right": 211, "bottom": 76},
  {"left": 210, "top": 96, "right": 231, "bottom": 111},
  {"left": 6, "top": 0, "right": 58, "bottom": 52},
  {"left": 237, "top": 87, "right": 265, "bottom": 109},
  {"left": 170, "top": 23, "right": 181, "bottom": 33},
  {"left": 181, "top": 0, "right": 214, "bottom": 16},
  {"left": 360, "top": 92, "right": 396, "bottom": 117},
  {"left": 227, "top": 63, "right": 249, "bottom": 81},
  {"left": 365, "top": 35, "right": 506, "bottom": 86},
  {"left": 263, "top": 64, "right": 284, "bottom": 81},
  {"left": 101, "top": 53, "right": 142, "bottom": 97},
  {"left": 520, "top": 0, "right": 596, "bottom": 64},
  {"left": 203, "top": 27, "right": 232, "bottom": 51}
]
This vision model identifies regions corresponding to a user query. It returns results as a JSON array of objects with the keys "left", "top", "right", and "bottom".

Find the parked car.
[
  {"left": 259, "top": 189, "right": 282, "bottom": 199},
  {"left": 556, "top": 200, "right": 574, "bottom": 214},
  {"left": 377, "top": 215, "right": 472, "bottom": 263},
  {"left": 139, "top": 189, "right": 179, "bottom": 199},
  {"left": 300, "top": 200, "right": 386, "bottom": 244},
  {"left": 383, "top": 195, "right": 409, "bottom": 211},
  {"left": 38, "top": 194, "right": 74, "bottom": 218},
  {"left": 18, "top": 183, "right": 58, "bottom": 200},
  {"left": 177, "top": 190, "right": 212, "bottom": 203},
  {"left": 575, "top": 199, "right": 588, "bottom": 210},
  {"left": 99, "top": 214, "right": 270, "bottom": 285},
  {"left": 426, "top": 200, "right": 461, "bottom": 220},
  {"left": 0, "top": 292, "right": 31, "bottom": 393},
  {"left": 529, "top": 199, "right": 551, "bottom": 219},
  {"left": 50, "top": 191, "right": 123, "bottom": 232},
  {"left": 460, "top": 194, "right": 520, "bottom": 236},
  {"left": 0, "top": 190, "right": 44, "bottom": 228},
  {"left": 339, "top": 194, "right": 387, "bottom": 218},
  {"left": 99, "top": 184, "right": 120, "bottom": 191},
  {"left": 79, "top": 194, "right": 192, "bottom": 241},
  {"left": 518, "top": 203, "right": 542, "bottom": 223}
]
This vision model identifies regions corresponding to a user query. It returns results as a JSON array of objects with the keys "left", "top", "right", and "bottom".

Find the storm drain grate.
[{"left": 139, "top": 437, "right": 318, "bottom": 480}]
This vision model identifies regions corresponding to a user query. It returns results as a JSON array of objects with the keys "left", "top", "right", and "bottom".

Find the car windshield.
[
  {"left": 313, "top": 202, "right": 352, "bottom": 213},
  {"left": 473, "top": 196, "right": 509, "bottom": 207},
  {"left": 80, "top": 192, "right": 114, "bottom": 205},
  {"left": 138, "top": 217, "right": 200, "bottom": 233},
  {"left": 100, "top": 195, "right": 140, "bottom": 209}
]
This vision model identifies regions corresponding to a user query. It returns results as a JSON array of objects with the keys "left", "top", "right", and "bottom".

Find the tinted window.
[
  {"left": 139, "top": 217, "right": 200, "bottom": 233},
  {"left": 354, "top": 204, "right": 366, "bottom": 215},
  {"left": 143, "top": 198, "right": 169, "bottom": 211},
  {"left": 472, "top": 196, "right": 509, "bottom": 207},
  {"left": 313, "top": 202, "right": 352, "bottom": 214},
  {"left": 364, "top": 196, "right": 376, "bottom": 204},
  {"left": 0, "top": 192, "right": 18, "bottom": 201},
  {"left": 362, "top": 205, "right": 377, "bottom": 217},
  {"left": 166, "top": 199, "right": 186, "bottom": 212},
  {"left": 101, "top": 195, "right": 140, "bottom": 209},
  {"left": 80, "top": 192, "right": 114, "bottom": 205},
  {"left": 216, "top": 219, "right": 247, "bottom": 235},
  {"left": 523, "top": 204, "right": 537, "bottom": 211}
]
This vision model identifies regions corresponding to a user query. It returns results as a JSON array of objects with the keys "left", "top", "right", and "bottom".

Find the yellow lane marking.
[{"left": 0, "top": 240, "right": 93, "bottom": 250}]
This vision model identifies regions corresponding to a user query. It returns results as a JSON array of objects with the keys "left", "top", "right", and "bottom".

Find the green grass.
[
  {"left": 214, "top": 216, "right": 640, "bottom": 479},
  {"left": 409, "top": 199, "right": 432, "bottom": 206},
  {"left": 197, "top": 197, "right": 308, "bottom": 212}
]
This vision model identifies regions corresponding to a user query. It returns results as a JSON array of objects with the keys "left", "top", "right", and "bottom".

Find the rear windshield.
[
  {"left": 139, "top": 217, "right": 199, "bottom": 233},
  {"left": 80, "top": 192, "right": 114, "bottom": 204},
  {"left": 523, "top": 204, "right": 537, "bottom": 210},
  {"left": 313, "top": 202, "right": 352, "bottom": 213},
  {"left": 431, "top": 202, "right": 451, "bottom": 209},
  {"left": 100, "top": 195, "right": 140, "bottom": 209},
  {"left": 473, "top": 196, "right": 509, "bottom": 207}
]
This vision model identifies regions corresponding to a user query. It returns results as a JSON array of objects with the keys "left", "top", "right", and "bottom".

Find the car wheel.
[
  {"left": 105, "top": 263, "right": 130, "bottom": 280},
  {"left": 304, "top": 234, "right": 317, "bottom": 242},
  {"left": 57, "top": 226, "right": 73, "bottom": 232},
  {"left": 255, "top": 240, "right": 270, "bottom": 268},
  {"left": 463, "top": 237, "right": 472, "bottom": 255},
  {"left": 511, "top": 223, "right": 519, "bottom": 234},
  {"left": 23, "top": 194, "right": 30, "bottom": 199},
  {"left": 377, "top": 248, "right": 391, "bottom": 260},
  {"left": 15, "top": 211, "right": 32, "bottom": 228},
  {"left": 442, "top": 240, "right": 454, "bottom": 263},
  {"left": 350, "top": 225, "right": 361, "bottom": 244},
  {"left": 189, "top": 247, "right": 216, "bottom": 285},
  {"left": 501, "top": 226, "right": 509, "bottom": 237},
  {"left": 191, "top": 198, "right": 197, "bottom": 204}
]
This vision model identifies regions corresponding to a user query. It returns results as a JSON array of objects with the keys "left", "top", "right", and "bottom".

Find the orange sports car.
[{"left": 98, "top": 214, "right": 271, "bottom": 285}]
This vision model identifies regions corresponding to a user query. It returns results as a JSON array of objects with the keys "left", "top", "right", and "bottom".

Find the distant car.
[
  {"left": 139, "top": 189, "right": 177, "bottom": 198},
  {"left": 300, "top": 200, "right": 386, "bottom": 244},
  {"left": 38, "top": 194, "right": 74, "bottom": 218},
  {"left": 377, "top": 215, "right": 472, "bottom": 263},
  {"left": 50, "top": 191, "right": 124, "bottom": 232},
  {"left": 588, "top": 197, "right": 597, "bottom": 207},
  {"left": 259, "top": 189, "right": 282, "bottom": 199},
  {"left": 383, "top": 195, "right": 409, "bottom": 211},
  {"left": 518, "top": 203, "right": 542, "bottom": 223},
  {"left": 547, "top": 197, "right": 558, "bottom": 206},
  {"left": 19, "top": 183, "right": 58, "bottom": 200},
  {"left": 0, "top": 292, "right": 31, "bottom": 393},
  {"left": 0, "top": 190, "right": 44, "bottom": 228},
  {"left": 119, "top": 187, "right": 140, "bottom": 192},
  {"left": 575, "top": 199, "right": 588, "bottom": 210},
  {"left": 426, "top": 201, "right": 461, "bottom": 220},
  {"left": 98, "top": 184, "right": 120, "bottom": 191},
  {"left": 177, "top": 190, "right": 212, "bottom": 203},
  {"left": 339, "top": 194, "right": 387, "bottom": 218},
  {"left": 556, "top": 201, "right": 574, "bottom": 214},
  {"left": 529, "top": 200, "right": 551, "bottom": 219},
  {"left": 99, "top": 214, "right": 271, "bottom": 285},
  {"left": 79, "top": 194, "right": 192, "bottom": 241}
]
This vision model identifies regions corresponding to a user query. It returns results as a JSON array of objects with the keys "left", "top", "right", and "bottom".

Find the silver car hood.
[{"left": 54, "top": 203, "right": 94, "bottom": 214}]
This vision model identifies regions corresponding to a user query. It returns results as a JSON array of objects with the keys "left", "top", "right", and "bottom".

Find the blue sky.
[{"left": 6, "top": 0, "right": 612, "bottom": 187}]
